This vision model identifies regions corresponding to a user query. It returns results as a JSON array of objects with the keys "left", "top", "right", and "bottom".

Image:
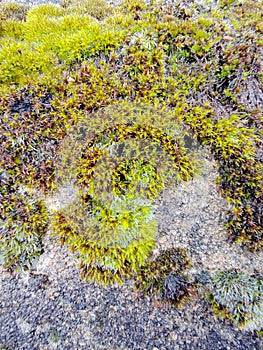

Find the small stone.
[
  {"left": 223, "top": 35, "right": 233, "bottom": 41},
  {"left": 169, "top": 332, "right": 178, "bottom": 341},
  {"left": 158, "top": 236, "right": 167, "bottom": 245},
  {"left": 181, "top": 194, "right": 189, "bottom": 205},
  {"left": 16, "top": 318, "right": 32, "bottom": 334}
]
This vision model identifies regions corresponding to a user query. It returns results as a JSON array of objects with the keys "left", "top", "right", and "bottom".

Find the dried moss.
[{"left": 135, "top": 248, "right": 192, "bottom": 307}]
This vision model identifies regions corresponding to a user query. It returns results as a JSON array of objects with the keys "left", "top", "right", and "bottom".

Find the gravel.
[{"left": 1, "top": 0, "right": 263, "bottom": 349}]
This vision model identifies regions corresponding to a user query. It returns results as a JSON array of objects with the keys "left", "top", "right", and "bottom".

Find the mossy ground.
[{"left": 0, "top": 0, "right": 262, "bottom": 330}]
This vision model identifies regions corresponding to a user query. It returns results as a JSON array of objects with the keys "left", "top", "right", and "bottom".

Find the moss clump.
[
  {"left": 0, "top": 1, "right": 127, "bottom": 93},
  {"left": 0, "top": 86, "right": 69, "bottom": 193},
  {"left": 52, "top": 102, "right": 196, "bottom": 284},
  {"left": 53, "top": 194, "right": 156, "bottom": 285},
  {"left": 0, "top": 40, "right": 54, "bottom": 86},
  {"left": 181, "top": 109, "right": 263, "bottom": 250},
  {"left": 135, "top": 248, "right": 192, "bottom": 307},
  {"left": 61, "top": 0, "right": 114, "bottom": 20},
  {"left": 0, "top": 175, "right": 48, "bottom": 270},
  {"left": 209, "top": 270, "right": 263, "bottom": 334},
  {"left": 0, "top": 1, "right": 28, "bottom": 22}
]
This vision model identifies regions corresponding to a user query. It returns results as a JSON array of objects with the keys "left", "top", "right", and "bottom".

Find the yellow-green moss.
[{"left": 0, "top": 1, "right": 127, "bottom": 93}]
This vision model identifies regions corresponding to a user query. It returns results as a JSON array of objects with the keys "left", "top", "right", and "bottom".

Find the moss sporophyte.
[{"left": 0, "top": 0, "right": 262, "bottom": 328}]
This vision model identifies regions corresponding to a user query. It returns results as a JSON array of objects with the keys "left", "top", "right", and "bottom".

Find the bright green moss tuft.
[
  {"left": 0, "top": 2, "right": 127, "bottom": 92},
  {"left": 52, "top": 194, "right": 157, "bottom": 285},
  {"left": 0, "top": 39, "right": 55, "bottom": 85}
]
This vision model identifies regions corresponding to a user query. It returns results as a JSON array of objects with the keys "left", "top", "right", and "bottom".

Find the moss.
[
  {"left": 0, "top": 86, "right": 70, "bottom": 193},
  {"left": 0, "top": 39, "right": 55, "bottom": 85},
  {"left": 0, "top": 0, "right": 262, "bottom": 285},
  {"left": 135, "top": 248, "right": 192, "bottom": 307},
  {"left": 52, "top": 102, "right": 197, "bottom": 284},
  {"left": 24, "top": 9, "right": 124, "bottom": 63},
  {"left": 0, "top": 176, "right": 48, "bottom": 270},
  {"left": 52, "top": 195, "right": 157, "bottom": 285},
  {"left": 0, "top": 2, "right": 127, "bottom": 93},
  {"left": 0, "top": 1, "right": 29, "bottom": 22},
  {"left": 209, "top": 270, "right": 263, "bottom": 334},
  {"left": 61, "top": 0, "right": 114, "bottom": 20}
]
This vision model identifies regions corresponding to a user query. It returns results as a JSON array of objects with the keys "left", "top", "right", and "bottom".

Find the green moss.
[
  {"left": 0, "top": 0, "right": 262, "bottom": 285},
  {"left": 61, "top": 0, "right": 114, "bottom": 20},
  {"left": 52, "top": 195, "right": 156, "bottom": 285},
  {"left": 0, "top": 39, "right": 55, "bottom": 85},
  {"left": 0, "top": 178, "right": 48, "bottom": 270},
  {"left": 209, "top": 270, "right": 263, "bottom": 334},
  {"left": 52, "top": 102, "right": 197, "bottom": 284},
  {"left": 24, "top": 9, "right": 124, "bottom": 63},
  {"left": 0, "top": 1, "right": 29, "bottom": 22},
  {"left": 0, "top": 2, "right": 127, "bottom": 93}
]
